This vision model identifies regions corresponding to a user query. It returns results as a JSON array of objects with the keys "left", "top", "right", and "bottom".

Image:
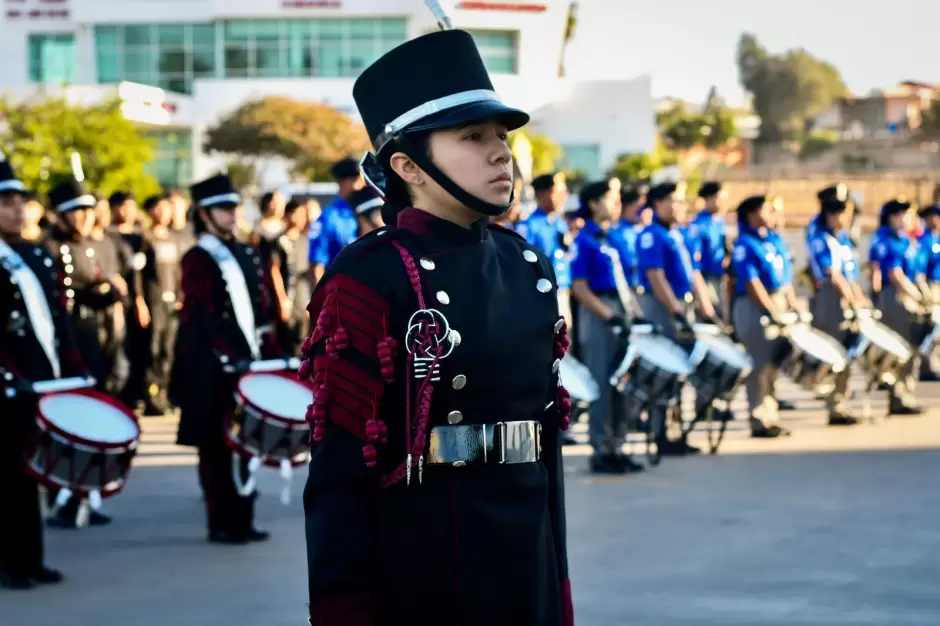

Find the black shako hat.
[
  {"left": 0, "top": 156, "right": 27, "bottom": 195},
  {"left": 353, "top": 29, "right": 529, "bottom": 217},
  {"left": 189, "top": 174, "right": 240, "bottom": 210},
  {"left": 349, "top": 187, "right": 383, "bottom": 216},
  {"left": 48, "top": 179, "right": 96, "bottom": 213}
]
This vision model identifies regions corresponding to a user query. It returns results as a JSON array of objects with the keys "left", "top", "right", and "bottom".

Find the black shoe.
[
  {"left": 890, "top": 405, "right": 924, "bottom": 416},
  {"left": 778, "top": 399, "right": 797, "bottom": 411},
  {"left": 246, "top": 528, "right": 270, "bottom": 542},
  {"left": 614, "top": 454, "right": 645, "bottom": 473},
  {"left": 207, "top": 530, "right": 248, "bottom": 545},
  {"left": 659, "top": 439, "right": 695, "bottom": 457},
  {"left": 32, "top": 567, "right": 63, "bottom": 585},
  {"left": 828, "top": 412, "right": 859, "bottom": 426},
  {"left": 590, "top": 455, "right": 626, "bottom": 475},
  {"left": 749, "top": 419, "right": 790, "bottom": 438},
  {"left": 46, "top": 512, "right": 78, "bottom": 529},
  {"left": 89, "top": 511, "right": 112, "bottom": 526},
  {"left": 0, "top": 571, "right": 35, "bottom": 590}
]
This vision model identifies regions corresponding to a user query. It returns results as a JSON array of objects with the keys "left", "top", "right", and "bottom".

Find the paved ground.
[{"left": 5, "top": 367, "right": 940, "bottom": 625}]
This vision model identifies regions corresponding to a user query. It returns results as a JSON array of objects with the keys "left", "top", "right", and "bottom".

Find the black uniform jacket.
[
  {"left": 302, "top": 208, "right": 573, "bottom": 626},
  {"left": 170, "top": 235, "right": 281, "bottom": 447},
  {"left": 0, "top": 239, "right": 88, "bottom": 440}
]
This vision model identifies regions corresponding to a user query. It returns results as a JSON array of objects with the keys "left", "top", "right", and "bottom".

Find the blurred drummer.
[
  {"left": 807, "top": 196, "right": 866, "bottom": 424},
  {"left": 0, "top": 157, "right": 87, "bottom": 588},
  {"left": 571, "top": 179, "right": 643, "bottom": 474},
  {"left": 637, "top": 182, "right": 720, "bottom": 455},
  {"left": 170, "top": 173, "right": 281, "bottom": 544},
  {"left": 687, "top": 182, "right": 729, "bottom": 322},
  {"left": 870, "top": 200, "right": 926, "bottom": 415},
  {"left": 766, "top": 197, "right": 799, "bottom": 412},
  {"left": 917, "top": 204, "right": 940, "bottom": 380},
  {"left": 730, "top": 196, "right": 792, "bottom": 438}
]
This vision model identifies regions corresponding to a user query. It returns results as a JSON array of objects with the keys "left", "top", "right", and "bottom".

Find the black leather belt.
[{"left": 426, "top": 421, "right": 541, "bottom": 466}]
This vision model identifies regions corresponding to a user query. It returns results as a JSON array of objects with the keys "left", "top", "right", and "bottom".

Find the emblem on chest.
[{"left": 405, "top": 309, "right": 459, "bottom": 381}]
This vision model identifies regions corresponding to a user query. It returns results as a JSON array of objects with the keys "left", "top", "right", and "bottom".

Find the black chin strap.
[{"left": 395, "top": 135, "right": 514, "bottom": 218}]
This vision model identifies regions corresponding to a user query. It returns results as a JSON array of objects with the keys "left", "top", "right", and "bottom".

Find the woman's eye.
[{"left": 465, "top": 132, "right": 482, "bottom": 141}]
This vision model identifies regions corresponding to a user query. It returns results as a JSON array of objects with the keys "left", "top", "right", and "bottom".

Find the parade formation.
[{"left": 1, "top": 3, "right": 939, "bottom": 625}]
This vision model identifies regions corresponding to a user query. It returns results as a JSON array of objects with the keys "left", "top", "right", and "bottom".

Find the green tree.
[
  {"left": 558, "top": 1, "right": 578, "bottom": 78},
  {"left": 0, "top": 95, "right": 160, "bottom": 200},
  {"left": 657, "top": 90, "right": 737, "bottom": 152},
  {"left": 510, "top": 128, "right": 563, "bottom": 176},
  {"left": 606, "top": 140, "right": 678, "bottom": 185},
  {"left": 736, "top": 33, "right": 845, "bottom": 142},
  {"left": 203, "top": 96, "right": 371, "bottom": 181}
]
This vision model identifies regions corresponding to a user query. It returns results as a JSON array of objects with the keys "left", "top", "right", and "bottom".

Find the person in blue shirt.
[
  {"left": 871, "top": 199, "right": 927, "bottom": 415},
  {"left": 764, "top": 196, "right": 801, "bottom": 412},
  {"left": 806, "top": 197, "right": 867, "bottom": 424},
  {"left": 307, "top": 157, "right": 364, "bottom": 287},
  {"left": 637, "top": 182, "right": 719, "bottom": 456},
  {"left": 570, "top": 179, "right": 643, "bottom": 475},
  {"left": 731, "top": 196, "right": 798, "bottom": 437},
  {"left": 516, "top": 172, "right": 573, "bottom": 328},
  {"left": 688, "top": 181, "right": 729, "bottom": 321},
  {"left": 915, "top": 204, "right": 940, "bottom": 381},
  {"left": 608, "top": 186, "right": 649, "bottom": 289}
]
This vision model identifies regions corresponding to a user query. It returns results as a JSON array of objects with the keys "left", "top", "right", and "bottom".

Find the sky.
[{"left": 564, "top": 0, "right": 938, "bottom": 106}]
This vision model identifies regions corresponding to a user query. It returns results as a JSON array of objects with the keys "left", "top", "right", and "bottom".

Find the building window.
[
  {"left": 561, "top": 144, "right": 601, "bottom": 179},
  {"left": 94, "top": 19, "right": 408, "bottom": 92},
  {"left": 466, "top": 30, "right": 518, "bottom": 74},
  {"left": 145, "top": 130, "right": 193, "bottom": 186},
  {"left": 220, "top": 18, "right": 407, "bottom": 79},
  {"left": 94, "top": 23, "right": 218, "bottom": 95},
  {"left": 28, "top": 34, "right": 75, "bottom": 85}
]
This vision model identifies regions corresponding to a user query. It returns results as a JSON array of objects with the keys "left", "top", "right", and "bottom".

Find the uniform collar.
[
  {"left": 532, "top": 205, "right": 558, "bottom": 221},
  {"left": 739, "top": 223, "right": 770, "bottom": 240},
  {"left": 397, "top": 207, "right": 488, "bottom": 249},
  {"left": 653, "top": 216, "right": 675, "bottom": 231},
  {"left": 582, "top": 220, "right": 609, "bottom": 237}
]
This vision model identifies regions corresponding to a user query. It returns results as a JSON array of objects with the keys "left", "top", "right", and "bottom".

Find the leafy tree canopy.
[{"left": 0, "top": 95, "right": 160, "bottom": 201}]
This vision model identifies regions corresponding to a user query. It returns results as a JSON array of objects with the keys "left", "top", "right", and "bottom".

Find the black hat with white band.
[
  {"left": 349, "top": 187, "right": 383, "bottom": 216},
  {"left": 48, "top": 179, "right": 97, "bottom": 213},
  {"left": 0, "top": 153, "right": 27, "bottom": 195},
  {"left": 189, "top": 174, "right": 240, "bottom": 210},
  {"left": 353, "top": 29, "right": 529, "bottom": 217}
]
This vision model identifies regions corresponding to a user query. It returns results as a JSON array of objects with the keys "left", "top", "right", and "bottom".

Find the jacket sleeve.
[{"left": 302, "top": 267, "right": 393, "bottom": 626}]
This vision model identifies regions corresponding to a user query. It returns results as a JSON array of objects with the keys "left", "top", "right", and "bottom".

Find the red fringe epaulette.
[{"left": 554, "top": 317, "right": 572, "bottom": 431}]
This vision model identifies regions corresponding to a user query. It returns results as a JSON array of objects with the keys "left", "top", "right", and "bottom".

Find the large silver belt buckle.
[{"left": 496, "top": 421, "right": 541, "bottom": 464}]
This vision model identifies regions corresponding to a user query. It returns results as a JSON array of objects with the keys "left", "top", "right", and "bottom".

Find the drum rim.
[
  {"left": 234, "top": 370, "right": 315, "bottom": 426},
  {"left": 790, "top": 326, "right": 850, "bottom": 369},
  {"left": 558, "top": 354, "right": 601, "bottom": 402},
  {"left": 224, "top": 429, "right": 310, "bottom": 469},
  {"left": 24, "top": 459, "right": 129, "bottom": 499},
  {"left": 857, "top": 318, "right": 913, "bottom": 360},
  {"left": 36, "top": 389, "right": 141, "bottom": 451}
]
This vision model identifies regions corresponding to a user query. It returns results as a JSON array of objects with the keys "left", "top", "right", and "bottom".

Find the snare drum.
[
  {"left": 851, "top": 318, "right": 912, "bottom": 384},
  {"left": 610, "top": 334, "right": 692, "bottom": 407},
  {"left": 26, "top": 390, "right": 140, "bottom": 499},
  {"left": 558, "top": 354, "right": 600, "bottom": 404},
  {"left": 781, "top": 326, "right": 849, "bottom": 391},
  {"left": 688, "top": 333, "right": 753, "bottom": 401},
  {"left": 227, "top": 371, "right": 313, "bottom": 468}
]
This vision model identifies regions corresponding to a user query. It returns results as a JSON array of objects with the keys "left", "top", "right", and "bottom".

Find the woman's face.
[
  {"left": 95, "top": 199, "right": 111, "bottom": 229},
  {"left": 590, "top": 190, "right": 620, "bottom": 223},
  {"left": 888, "top": 211, "right": 906, "bottom": 232},
  {"left": 425, "top": 120, "right": 514, "bottom": 208},
  {"left": 66, "top": 208, "right": 95, "bottom": 236},
  {"left": 266, "top": 192, "right": 285, "bottom": 220},
  {"left": 0, "top": 192, "right": 25, "bottom": 235},
  {"left": 24, "top": 200, "right": 44, "bottom": 229},
  {"left": 206, "top": 206, "right": 237, "bottom": 234}
]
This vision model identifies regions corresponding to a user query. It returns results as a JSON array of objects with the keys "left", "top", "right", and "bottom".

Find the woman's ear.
[{"left": 389, "top": 151, "right": 424, "bottom": 186}]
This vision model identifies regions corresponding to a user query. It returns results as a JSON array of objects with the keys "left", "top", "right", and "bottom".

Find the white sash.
[
  {"left": 197, "top": 234, "right": 260, "bottom": 359},
  {"left": 0, "top": 240, "right": 61, "bottom": 378}
]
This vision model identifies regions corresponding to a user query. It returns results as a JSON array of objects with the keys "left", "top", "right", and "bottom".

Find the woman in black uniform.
[{"left": 302, "top": 29, "right": 573, "bottom": 626}]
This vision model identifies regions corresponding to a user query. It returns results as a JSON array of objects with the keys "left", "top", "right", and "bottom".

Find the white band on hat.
[
  {"left": 200, "top": 192, "right": 241, "bottom": 208},
  {"left": 57, "top": 194, "right": 97, "bottom": 212},
  {"left": 355, "top": 197, "right": 384, "bottom": 215},
  {"left": 376, "top": 89, "right": 502, "bottom": 151},
  {"left": 0, "top": 179, "right": 25, "bottom": 193}
]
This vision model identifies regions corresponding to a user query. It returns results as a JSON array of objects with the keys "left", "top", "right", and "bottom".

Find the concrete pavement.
[{"left": 4, "top": 375, "right": 940, "bottom": 625}]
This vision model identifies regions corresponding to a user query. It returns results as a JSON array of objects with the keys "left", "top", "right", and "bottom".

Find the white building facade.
[{"left": 1, "top": 0, "right": 654, "bottom": 188}]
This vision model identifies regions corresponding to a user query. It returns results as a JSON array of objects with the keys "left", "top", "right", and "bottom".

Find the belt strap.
[{"left": 426, "top": 420, "right": 541, "bottom": 467}]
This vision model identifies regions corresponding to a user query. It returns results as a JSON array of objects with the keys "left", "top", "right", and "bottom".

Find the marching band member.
[
  {"left": 277, "top": 198, "right": 313, "bottom": 354},
  {"left": 870, "top": 200, "right": 925, "bottom": 415},
  {"left": 45, "top": 175, "right": 124, "bottom": 529},
  {"left": 571, "top": 179, "right": 643, "bottom": 474},
  {"left": 307, "top": 158, "right": 364, "bottom": 288},
  {"left": 917, "top": 203, "right": 940, "bottom": 380},
  {"left": 688, "top": 181, "right": 729, "bottom": 321},
  {"left": 350, "top": 186, "right": 385, "bottom": 236},
  {"left": 766, "top": 197, "right": 798, "bottom": 411},
  {"left": 730, "top": 196, "right": 792, "bottom": 438},
  {"left": 170, "top": 174, "right": 280, "bottom": 544},
  {"left": 0, "top": 158, "right": 87, "bottom": 588},
  {"left": 807, "top": 195, "right": 866, "bottom": 424},
  {"left": 140, "top": 194, "right": 183, "bottom": 414},
  {"left": 611, "top": 185, "right": 648, "bottom": 290},
  {"left": 637, "top": 182, "right": 719, "bottom": 455},
  {"left": 303, "top": 29, "right": 572, "bottom": 625}
]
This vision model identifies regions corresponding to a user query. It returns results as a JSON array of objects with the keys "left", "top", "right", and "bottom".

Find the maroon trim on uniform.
[
  {"left": 179, "top": 251, "right": 216, "bottom": 322},
  {"left": 312, "top": 355, "right": 383, "bottom": 442},
  {"left": 309, "top": 274, "right": 389, "bottom": 322},
  {"left": 308, "top": 592, "right": 378, "bottom": 625},
  {"left": 395, "top": 207, "right": 436, "bottom": 237},
  {"left": 561, "top": 578, "right": 574, "bottom": 626}
]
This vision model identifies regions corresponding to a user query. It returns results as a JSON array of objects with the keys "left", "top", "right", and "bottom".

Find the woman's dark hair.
[
  {"left": 260, "top": 191, "right": 277, "bottom": 217},
  {"left": 378, "top": 130, "right": 433, "bottom": 225},
  {"left": 577, "top": 180, "right": 613, "bottom": 220},
  {"left": 736, "top": 195, "right": 765, "bottom": 225}
]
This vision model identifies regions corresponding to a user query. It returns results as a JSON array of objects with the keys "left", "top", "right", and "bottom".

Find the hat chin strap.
[{"left": 395, "top": 135, "right": 513, "bottom": 218}]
